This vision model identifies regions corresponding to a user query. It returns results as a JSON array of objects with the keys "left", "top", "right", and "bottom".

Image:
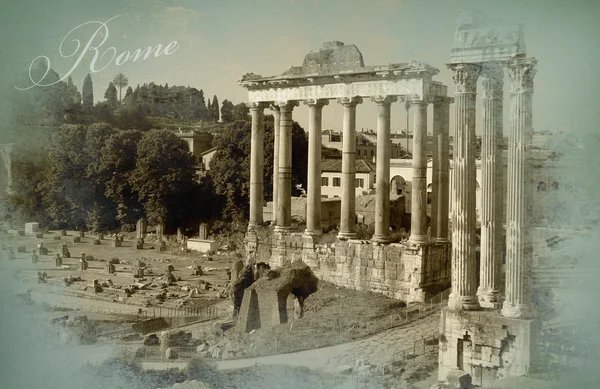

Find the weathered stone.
[
  {"left": 136, "top": 239, "right": 144, "bottom": 250},
  {"left": 445, "top": 370, "right": 473, "bottom": 389},
  {"left": 165, "top": 347, "right": 178, "bottom": 359},
  {"left": 73, "top": 237, "right": 81, "bottom": 243}
]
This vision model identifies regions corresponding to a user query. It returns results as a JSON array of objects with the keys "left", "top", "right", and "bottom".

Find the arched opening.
[
  {"left": 551, "top": 181, "right": 559, "bottom": 190},
  {"left": 390, "top": 175, "right": 407, "bottom": 196}
]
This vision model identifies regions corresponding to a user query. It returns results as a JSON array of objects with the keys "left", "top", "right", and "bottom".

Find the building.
[
  {"left": 198, "top": 146, "right": 218, "bottom": 178},
  {"left": 320, "top": 158, "right": 375, "bottom": 198},
  {"left": 321, "top": 129, "right": 405, "bottom": 159},
  {"left": 175, "top": 129, "right": 213, "bottom": 180}
]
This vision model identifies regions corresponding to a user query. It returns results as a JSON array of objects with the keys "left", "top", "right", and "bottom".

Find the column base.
[
  {"left": 433, "top": 237, "right": 450, "bottom": 244},
  {"left": 274, "top": 226, "right": 294, "bottom": 234},
  {"left": 501, "top": 302, "right": 530, "bottom": 319},
  {"left": 247, "top": 222, "right": 260, "bottom": 232},
  {"left": 371, "top": 233, "right": 391, "bottom": 244},
  {"left": 476, "top": 288, "right": 503, "bottom": 309},
  {"left": 447, "top": 295, "right": 481, "bottom": 311},
  {"left": 337, "top": 231, "right": 356, "bottom": 240},
  {"left": 304, "top": 229, "right": 322, "bottom": 237},
  {"left": 408, "top": 234, "right": 430, "bottom": 245}
]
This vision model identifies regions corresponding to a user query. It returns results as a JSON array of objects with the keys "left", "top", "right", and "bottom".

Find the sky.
[{"left": 1, "top": 0, "right": 600, "bottom": 136}]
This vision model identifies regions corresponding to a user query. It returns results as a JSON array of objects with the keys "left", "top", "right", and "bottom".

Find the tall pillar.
[
  {"left": 502, "top": 58, "right": 537, "bottom": 319},
  {"left": 338, "top": 97, "right": 362, "bottom": 239},
  {"left": 274, "top": 100, "right": 299, "bottom": 233},
  {"left": 477, "top": 63, "right": 504, "bottom": 308},
  {"left": 305, "top": 99, "right": 329, "bottom": 236},
  {"left": 432, "top": 97, "right": 453, "bottom": 241},
  {"left": 248, "top": 102, "right": 267, "bottom": 231},
  {"left": 447, "top": 63, "right": 481, "bottom": 311},
  {"left": 371, "top": 95, "right": 397, "bottom": 243},
  {"left": 271, "top": 105, "right": 281, "bottom": 225},
  {"left": 409, "top": 98, "right": 429, "bottom": 244}
]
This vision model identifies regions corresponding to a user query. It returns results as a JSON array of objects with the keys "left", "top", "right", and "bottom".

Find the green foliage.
[
  {"left": 211, "top": 95, "right": 219, "bottom": 122},
  {"left": 104, "top": 82, "right": 119, "bottom": 109},
  {"left": 113, "top": 73, "right": 129, "bottom": 102},
  {"left": 209, "top": 116, "right": 308, "bottom": 225},
  {"left": 220, "top": 99, "right": 234, "bottom": 122},
  {"left": 130, "top": 129, "right": 197, "bottom": 227},
  {"left": 82, "top": 73, "right": 94, "bottom": 111},
  {"left": 232, "top": 103, "right": 249, "bottom": 121}
]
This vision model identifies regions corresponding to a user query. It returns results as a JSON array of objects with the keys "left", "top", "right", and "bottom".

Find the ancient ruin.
[
  {"left": 240, "top": 40, "right": 453, "bottom": 303},
  {"left": 436, "top": 10, "right": 539, "bottom": 384}
]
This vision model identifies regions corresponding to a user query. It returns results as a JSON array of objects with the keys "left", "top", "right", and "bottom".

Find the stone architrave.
[
  {"left": 338, "top": 96, "right": 362, "bottom": 239},
  {"left": 409, "top": 97, "right": 429, "bottom": 244},
  {"left": 371, "top": 95, "right": 397, "bottom": 243},
  {"left": 305, "top": 98, "right": 328, "bottom": 236},
  {"left": 248, "top": 102, "right": 268, "bottom": 231},
  {"left": 447, "top": 63, "right": 481, "bottom": 311},
  {"left": 501, "top": 58, "right": 537, "bottom": 319},
  {"left": 270, "top": 105, "right": 281, "bottom": 225},
  {"left": 274, "top": 100, "right": 299, "bottom": 233},
  {"left": 477, "top": 62, "right": 504, "bottom": 308}
]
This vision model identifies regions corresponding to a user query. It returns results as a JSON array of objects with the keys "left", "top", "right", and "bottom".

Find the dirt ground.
[{"left": 0, "top": 229, "right": 238, "bottom": 314}]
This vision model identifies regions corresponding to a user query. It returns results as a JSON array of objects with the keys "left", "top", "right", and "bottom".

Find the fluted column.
[
  {"left": 409, "top": 98, "right": 429, "bottom": 244},
  {"left": 271, "top": 105, "right": 281, "bottom": 225},
  {"left": 447, "top": 63, "right": 481, "bottom": 311},
  {"left": 502, "top": 58, "right": 537, "bottom": 319},
  {"left": 477, "top": 63, "right": 504, "bottom": 308},
  {"left": 371, "top": 95, "right": 397, "bottom": 243},
  {"left": 338, "top": 97, "right": 362, "bottom": 239},
  {"left": 248, "top": 102, "right": 267, "bottom": 231},
  {"left": 274, "top": 100, "right": 299, "bottom": 233},
  {"left": 432, "top": 97, "right": 453, "bottom": 241},
  {"left": 305, "top": 99, "right": 329, "bottom": 236}
]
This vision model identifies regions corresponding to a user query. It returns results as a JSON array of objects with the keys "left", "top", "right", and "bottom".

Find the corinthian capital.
[
  {"left": 480, "top": 62, "right": 504, "bottom": 99},
  {"left": 506, "top": 58, "right": 537, "bottom": 94},
  {"left": 448, "top": 63, "right": 481, "bottom": 94}
]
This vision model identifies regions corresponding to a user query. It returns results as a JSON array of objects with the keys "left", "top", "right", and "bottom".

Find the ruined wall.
[
  {"left": 266, "top": 232, "right": 450, "bottom": 303},
  {"left": 438, "top": 309, "right": 538, "bottom": 383}
]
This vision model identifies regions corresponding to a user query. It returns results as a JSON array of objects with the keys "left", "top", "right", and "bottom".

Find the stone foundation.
[
  {"left": 246, "top": 231, "right": 450, "bottom": 302},
  {"left": 438, "top": 308, "right": 539, "bottom": 385}
]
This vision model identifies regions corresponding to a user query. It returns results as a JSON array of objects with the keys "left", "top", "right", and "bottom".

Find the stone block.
[
  {"left": 73, "top": 237, "right": 81, "bottom": 243},
  {"left": 24, "top": 222, "right": 40, "bottom": 235},
  {"left": 35, "top": 232, "right": 43, "bottom": 238},
  {"left": 384, "top": 270, "right": 397, "bottom": 280},
  {"left": 445, "top": 370, "right": 472, "bottom": 389},
  {"left": 374, "top": 260, "right": 384, "bottom": 269},
  {"left": 112, "top": 240, "right": 122, "bottom": 248},
  {"left": 165, "top": 348, "right": 178, "bottom": 359}
]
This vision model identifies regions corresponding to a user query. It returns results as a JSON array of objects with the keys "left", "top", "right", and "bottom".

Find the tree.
[
  {"left": 123, "top": 86, "right": 133, "bottom": 104},
  {"left": 113, "top": 73, "right": 129, "bottom": 102},
  {"left": 100, "top": 129, "right": 145, "bottom": 229},
  {"left": 220, "top": 99, "right": 234, "bottom": 122},
  {"left": 130, "top": 129, "right": 197, "bottom": 230},
  {"left": 104, "top": 82, "right": 118, "bottom": 108},
  {"left": 82, "top": 73, "right": 94, "bottom": 111},
  {"left": 211, "top": 95, "right": 219, "bottom": 123},
  {"left": 209, "top": 117, "right": 308, "bottom": 224},
  {"left": 232, "top": 103, "right": 249, "bottom": 121}
]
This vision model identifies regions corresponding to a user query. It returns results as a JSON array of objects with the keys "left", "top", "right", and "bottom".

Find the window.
[
  {"left": 321, "top": 177, "right": 329, "bottom": 186},
  {"left": 371, "top": 150, "right": 374, "bottom": 157},
  {"left": 537, "top": 181, "right": 546, "bottom": 191},
  {"left": 333, "top": 177, "right": 341, "bottom": 187},
  {"left": 355, "top": 178, "right": 364, "bottom": 188}
]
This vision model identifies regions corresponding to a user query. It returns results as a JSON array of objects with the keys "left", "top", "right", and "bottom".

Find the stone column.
[
  {"left": 447, "top": 63, "right": 481, "bottom": 311},
  {"left": 409, "top": 98, "right": 429, "bottom": 244},
  {"left": 338, "top": 97, "right": 362, "bottom": 239},
  {"left": 305, "top": 99, "right": 329, "bottom": 236},
  {"left": 502, "top": 58, "right": 537, "bottom": 319},
  {"left": 271, "top": 105, "right": 281, "bottom": 225},
  {"left": 248, "top": 102, "right": 267, "bottom": 231},
  {"left": 274, "top": 100, "right": 299, "bottom": 233},
  {"left": 432, "top": 97, "right": 453, "bottom": 241},
  {"left": 477, "top": 63, "right": 504, "bottom": 308},
  {"left": 371, "top": 95, "right": 397, "bottom": 243}
]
